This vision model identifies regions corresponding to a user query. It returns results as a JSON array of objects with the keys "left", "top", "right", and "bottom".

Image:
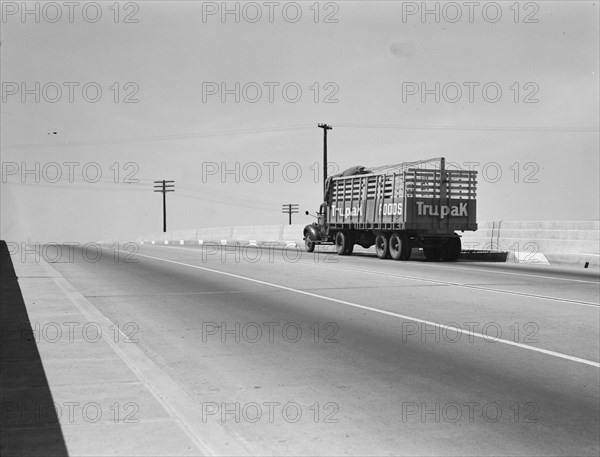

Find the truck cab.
[{"left": 303, "top": 203, "right": 329, "bottom": 252}]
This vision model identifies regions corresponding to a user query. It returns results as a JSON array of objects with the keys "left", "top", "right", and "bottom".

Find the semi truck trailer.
[{"left": 303, "top": 157, "right": 477, "bottom": 261}]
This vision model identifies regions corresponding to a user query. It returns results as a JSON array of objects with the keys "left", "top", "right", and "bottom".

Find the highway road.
[{"left": 48, "top": 243, "right": 600, "bottom": 456}]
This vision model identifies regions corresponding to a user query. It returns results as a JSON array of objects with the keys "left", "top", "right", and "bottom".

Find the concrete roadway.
[{"left": 48, "top": 243, "right": 600, "bottom": 456}]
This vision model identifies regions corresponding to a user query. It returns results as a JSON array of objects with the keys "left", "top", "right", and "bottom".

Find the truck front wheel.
[
  {"left": 304, "top": 234, "right": 315, "bottom": 253},
  {"left": 375, "top": 234, "right": 390, "bottom": 259}
]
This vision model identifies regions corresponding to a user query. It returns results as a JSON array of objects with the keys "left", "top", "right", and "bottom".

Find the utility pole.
[
  {"left": 281, "top": 203, "right": 299, "bottom": 225},
  {"left": 318, "top": 123, "right": 332, "bottom": 198},
  {"left": 153, "top": 180, "right": 175, "bottom": 232}
]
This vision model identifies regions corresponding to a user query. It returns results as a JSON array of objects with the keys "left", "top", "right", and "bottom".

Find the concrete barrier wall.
[
  {"left": 138, "top": 224, "right": 305, "bottom": 245},
  {"left": 232, "top": 225, "right": 283, "bottom": 242},
  {"left": 137, "top": 221, "right": 599, "bottom": 268},
  {"left": 460, "top": 221, "right": 599, "bottom": 254}
]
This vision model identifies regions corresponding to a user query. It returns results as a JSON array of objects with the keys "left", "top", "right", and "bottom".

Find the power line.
[
  {"left": 2, "top": 179, "right": 295, "bottom": 212},
  {"left": 335, "top": 123, "right": 599, "bottom": 133},
  {"left": 1, "top": 124, "right": 315, "bottom": 150},
  {"left": 177, "top": 183, "right": 282, "bottom": 206},
  {"left": 1, "top": 181, "right": 150, "bottom": 191},
  {"left": 4, "top": 122, "right": 595, "bottom": 151},
  {"left": 177, "top": 191, "right": 281, "bottom": 212}
]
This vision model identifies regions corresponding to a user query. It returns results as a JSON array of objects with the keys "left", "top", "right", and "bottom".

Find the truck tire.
[
  {"left": 346, "top": 240, "right": 354, "bottom": 255},
  {"left": 304, "top": 234, "right": 315, "bottom": 253},
  {"left": 441, "top": 236, "right": 461, "bottom": 261},
  {"left": 423, "top": 247, "right": 441, "bottom": 261},
  {"left": 375, "top": 234, "right": 390, "bottom": 259},
  {"left": 389, "top": 232, "right": 410, "bottom": 261},
  {"left": 335, "top": 231, "right": 352, "bottom": 256}
]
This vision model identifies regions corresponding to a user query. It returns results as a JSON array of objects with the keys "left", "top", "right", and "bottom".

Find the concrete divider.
[
  {"left": 460, "top": 221, "right": 598, "bottom": 269},
  {"left": 232, "top": 225, "right": 283, "bottom": 243},
  {"left": 198, "top": 226, "right": 234, "bottom": 242},
  {"left": 281, "top": 224, "right": 306, "bottom": 244},
  {"left": 137, "top": 221, "right": 599, "bottom": 269}
]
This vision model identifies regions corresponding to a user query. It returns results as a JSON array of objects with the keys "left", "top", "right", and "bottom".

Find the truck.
[{"left": 303, "top": 157, "right": 477, "bottom": 261}]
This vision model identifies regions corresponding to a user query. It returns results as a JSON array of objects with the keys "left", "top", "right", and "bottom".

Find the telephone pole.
[
  {"left": 318, "top": 123, "right": 332, "bottom": 197},
  {"left": 281, "top": 203, "right": 299, "bottom": 225},
  {"left": 153, "top": 180, "right": 175, "bottom": 232}
]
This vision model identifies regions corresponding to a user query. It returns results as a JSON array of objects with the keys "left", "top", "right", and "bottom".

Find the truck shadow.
[{"left": 315, "top": 247, "right": 508, "bottom": 263}]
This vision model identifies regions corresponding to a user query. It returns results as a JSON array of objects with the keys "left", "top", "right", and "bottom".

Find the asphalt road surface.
[{"left": 48, "top": 243, "right": 600, "bottom": 456}]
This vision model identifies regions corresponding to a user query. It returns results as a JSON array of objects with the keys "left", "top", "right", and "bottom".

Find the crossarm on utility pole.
[{"left": 153, "top": 180, "right": 175, "bottom": 233}]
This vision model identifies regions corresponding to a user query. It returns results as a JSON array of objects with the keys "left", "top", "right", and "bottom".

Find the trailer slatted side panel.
[{"left": 328, "top": 160, "right": 477, "bottom": 233}]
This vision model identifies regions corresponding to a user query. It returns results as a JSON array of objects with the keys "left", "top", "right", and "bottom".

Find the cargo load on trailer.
[{"left": 303, "top": 157, "right": 477, "bottom": 261}]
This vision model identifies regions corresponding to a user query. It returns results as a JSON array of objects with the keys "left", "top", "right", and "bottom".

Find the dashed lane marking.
[{"left": 149, "top": 245, "right": 600, "bottom": 308}]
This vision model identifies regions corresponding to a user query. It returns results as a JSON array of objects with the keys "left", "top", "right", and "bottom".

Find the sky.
[{"left": 1, "top": 1, "right": 598, "bottom": 242}]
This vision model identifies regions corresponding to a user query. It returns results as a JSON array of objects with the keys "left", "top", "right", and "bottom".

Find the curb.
[{"left": 4, "top": 245, "right": 251, "bottom": 456}]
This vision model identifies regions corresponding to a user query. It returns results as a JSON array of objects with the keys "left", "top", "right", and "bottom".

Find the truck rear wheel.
[
  {"left": 375, "top": 234, "right": 390, "bottom": 259},
  {"left": 441, "top": 236, "right": 461, "bottom": 261},
  {"left": 389, "top": 232, "right": 411, "bottom": 261},
  {"left": 335, "top": 231, "right": 353, "bottom": 256},
  {"left": 346, "top": 240, "right": 354, "bottom": 255}
]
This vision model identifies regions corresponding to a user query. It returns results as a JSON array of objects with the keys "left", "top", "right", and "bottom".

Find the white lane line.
[
  {"left": 149, "top": 245, "right": 600, "bottom": 308},
  {"left": 127, "top": 250, "right": 600, "bottom": 369},
  {"left": 309, "top": 264, "right": 600, "bottom": 308}
]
